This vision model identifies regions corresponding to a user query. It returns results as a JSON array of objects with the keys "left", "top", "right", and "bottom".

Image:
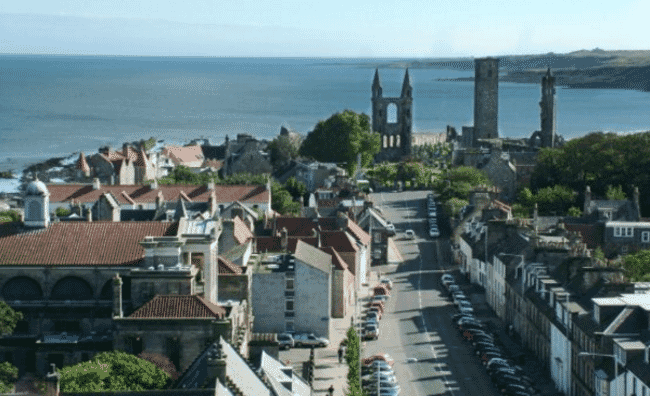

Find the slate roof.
[
  {"left": 201, "top": 145, "right": 227, "bottom": 160},
  {"left": 294, "top": 240, "right": 331, "bottom": 274},
  {"left": 0, "top": 222, "right": 177, "bottom": 266},
  {"left": 273, "top": 217, "right": 337, "bottom": 236},
  {"left": 254, "top": 236, "right": 319, "bottom": 253},
  {"left": 47, "top": 184, "right": 269, "bottom": 205},
  {"left": 218, "top": 256, "right": 243, "bottom": 275},
  {"left": 127, "top": 295, "right": 226, "bottom": 319}
]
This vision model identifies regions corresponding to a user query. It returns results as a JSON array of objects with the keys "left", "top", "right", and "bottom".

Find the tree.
[
  {"left": 59, "top": 350, "right": 171, "bottom": 392},
  {"left": 605, "top": 185, "right": 627, "bottom": 200},
  {"left": 0, "top": 210, "right": 20, "bottom": 223},
  {"left": 55, "top": 207, "right": 71, "bottom": 217},
  {"left": 0, "top": 302, "right": 23, "bottom": 392},
  {"left": 344, "top": 326, "right": 366, "bottom": 396},
  {"left": 567, "top": 206, "right": 583, "bottom": 217},
  {"left": 267, "top": 133, "right": 301, "bottom": 171},
  {"left": 622, "top": 250, "right": 650, "bottom": 282},
  {"left": 271, "top": 181, "right": 300, "bottom": 216},
  {"left": 0, "top": 301, "right": 23, "bottom": 337},
  {"left": 0, "top": 362, "right": 18, "bottom": 394},
  {"left": 434, "top": 166, "right": 491, "bottom": 201},
  {"left": 284, "top": 177, "right": 307, "bottom": 201},
  {"left": 300, "top": 110, "right": 381, "bottom": 177}
]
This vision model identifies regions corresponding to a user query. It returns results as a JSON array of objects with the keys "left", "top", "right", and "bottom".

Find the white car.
[
  {"left": 429, "top": 228, "right": 440, "bottom": 238},
  {"left": 380, "top": 278, "right": 393, "bottom": 289},
  {"left": 404, "top": 230, "right": 415, "bottom": 240}
]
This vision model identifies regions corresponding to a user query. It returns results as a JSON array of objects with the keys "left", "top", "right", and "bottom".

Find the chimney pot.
[{"left": 92, "top": 178, "right": 101, "bottom": 190}]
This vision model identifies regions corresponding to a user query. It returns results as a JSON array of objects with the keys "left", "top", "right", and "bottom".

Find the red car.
[{"left": 363, "top": 354, "right": 395, "bottom": 367}]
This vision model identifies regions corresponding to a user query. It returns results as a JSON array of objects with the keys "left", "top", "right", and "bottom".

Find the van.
[{"left": 404, "top": 230, "right": 415, "bottom": 240}]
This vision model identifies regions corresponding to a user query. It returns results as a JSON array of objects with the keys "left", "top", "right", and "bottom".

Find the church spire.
[
  {"left": 372, "top": 68, "right": 382, "bottom": 98},
  {"left": 401, "top": 68, "right": 412, "bottom": 97}
]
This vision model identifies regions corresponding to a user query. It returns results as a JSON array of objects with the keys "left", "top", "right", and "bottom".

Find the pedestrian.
[
  {"left": 338, "top": 345, "right": 344, "bottom": 363},
  {"left": 328, "top": 384, "right": 334, "bottom": 395}
]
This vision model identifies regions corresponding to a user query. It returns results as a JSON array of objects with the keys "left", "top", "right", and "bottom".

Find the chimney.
[
  {"left": 44, "top": 363, "right": 61, "bottom": 396},
  {"left": 280, "top": 227, "right": 288, "bottom": 251},
  {"left": 584, "top": 186, "right": 591, "bottom": 214},
  {"left": 155, "top": 191, "right": 164, "bottom": 210},
  {"left": 151, "top": 178, "right": 159, "bottom": 190},
  {"left": 645, "top": 343, "right": 650, "bottom": 364},
  {"left": 87, "top": 207, "right": 93, "bottom": 222},
  {"left": 93, "top": 178, "right": 101, "bottom": 190},
  {"left": 336, "top": 212, "right": 348, "bottom": 231},
  {"left": 208, "top": 181, "right": 215, "bottom": 191},
  {"left": 209, "top": 191, "right": 218, "bottom": 216},
  {"left": 299, "top": 195, "right": 304, "bottom": 217},
  {"left": 113, "top": 273, "right": 123, "bottom": 318}
]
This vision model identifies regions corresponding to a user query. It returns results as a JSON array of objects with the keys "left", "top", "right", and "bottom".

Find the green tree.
[
  {"left": 0, "top": 362, "right": 18, "bottom": 394},
  {"left": 366, "top": 163, "right": 398, "bottom": 188},
  {"left": 284, "top": 177, "right": 307, "bottom": 201},
  {"left": 300, "top": 110, "right": 381, "bottom": 177},
  {"left": 0, "top": 210, "right": 20, "bottom": 223},
  {"left": 605, "top": 185, "right": 627, "bottom": 200},
  {"left": 55, "top": 207, "right": 71, "bottom": 217},
  {"left": 622, "top": 249, "right": 650, "bottom": 282},
  {"left": 271, "top": 181, "right": 300, "bottom": 216},
  {"left": 0, "top": 302, "right": 23, "bottom": 392},
  {"left": 534, "top": 185, "right": 577, "bottom": 215},
  {"left": 434, "top": 166, "right": 491, "bottom": 201},
  {"left": 267, "top": 133, "right": 301, "bottom": 171},
  {"left": 0, "top": 301, "right": 23, "bottom": 337},
  {"left": 59, "top": 350, "right": 170, "bottom": 392},
  {"left": 344, "top": 326, "right": 366, "bottom": 396}
]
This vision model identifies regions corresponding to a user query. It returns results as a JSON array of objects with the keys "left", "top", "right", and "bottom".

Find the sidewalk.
[{"left": 310, "top": 271, "right": 379, "bottom": 395}]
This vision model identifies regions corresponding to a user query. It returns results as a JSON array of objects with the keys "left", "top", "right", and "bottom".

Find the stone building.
[
  {"left": 463, "top": 57, "right": 500, "bottom": 147},
  {"left": 84, "top": 145, "right": 155, "bottom": 185},
  {"left": 372, "top": 69, "right": 413, "bottom": 162},
  {"left": 529, "top": 68, "right": 557, "bottom": 148},
  {"left": 0, "top": 180, "right": 254, "bottom": 377}
]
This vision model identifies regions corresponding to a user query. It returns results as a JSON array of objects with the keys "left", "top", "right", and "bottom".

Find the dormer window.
[{"left": 643, "top": 231, "right": 650, "bottom": 243}]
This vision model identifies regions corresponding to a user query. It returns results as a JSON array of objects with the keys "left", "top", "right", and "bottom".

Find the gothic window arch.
[
  {"left": 389, "top": 135, "right": 394, "bottom": 147},
  {"left": 396, "top": 135, "right": 401, "bottom": 147},
  {"left": 387, "top": 103, "right": 397, "bottom": 123},
  {"left": 2, "top": 276, "right": 43, "bottom": 301},
  {"left": 382, "top": 135, "right": 387, "bottom": 148},
  {"left": 50, "top": 277, "right": 93, "bottom": 300}
]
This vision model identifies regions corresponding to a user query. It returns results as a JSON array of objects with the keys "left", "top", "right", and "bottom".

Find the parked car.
[
  {"left": 447, "top": 284, "right": 461, "bottom": 294},
  {"left": 404, "top": 229, "right": 415, "bottom": 239},
  {"left": 374, "top": 284, "right": 391, "bottom": 297},
  {"left": 380, "top": 278, "right": 393, "bottom": 289},
  {"left": 361, "top": 361, "right": 394, "bottom": 375},
  {"left": 372, "top": 294, "right": 389, "bottom": 303},
  {"left": 367, "top": 307, "right": 382, "bottom": 319},
  {"left": 293, "top": 333, "right": 329, "bottom": 348},
  {"left": 363, "top": 354, "right": 395, "bottom": 367},
  {"left": 363, "top": 324, "right": 380, "bottom": 340},
  {"left": 361, "top": 371, "right": 397, "bottom": 384},
  {"left": 277, "top": 333, "right": 295, "bottom": 350},
  {"left": 385, "top": 223, "right": 396, "bottom": 236},
  {"left": 368, "top": 301, "right": 385, "bottom": 313},
  {"left": 429, "top": 228, "right": 440, "bottom": 238}
]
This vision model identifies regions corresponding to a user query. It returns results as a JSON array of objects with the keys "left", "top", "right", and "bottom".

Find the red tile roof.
[
  {"left": 346, "top": 219, "right": 371, "bottom": 245},
  {"left": 233, "top": 216, "right": 253, "bottom": 245},
  {"left": 218, "top": 256, "right": 243, "bottom": 274},
  {"left": 47, "top": 184, "right": 269, "bottom": 205},
  {"left": 0, "top": 222, "right": 177, "bottom": 266},
  {"left": 128, "top": 295, "right": 226, "bottom": 319},
  {"left": 162, "top": 145, "right": 205, "bottom": 167},
  {"left": 320, "top": 231, "right": 358, "bottom": 252},
  {"left": 320, "top": 246, "right": 348, "bottom": 271},
  {"left": 273, "top": 217, "right": 340, "bottom": 237}
]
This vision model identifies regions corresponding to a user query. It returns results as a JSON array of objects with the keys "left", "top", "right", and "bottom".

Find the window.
[
  {"left": 627, "top": 227, "right": 634, "bottom": 237},
  {"left": 615, "top": 226, "right": 634, "bottom": 237},
  {"left": 286, "top": 299, "right": 294, "bottom": 312},
  {"left": 286, "top": 278, "right": 294, "bottom": 291},
  {"left": 374, "top": 232, "right": 381, "bottom": 243},
  {"left": 286, "top": 321, "right": 294, "bottom": 332},
  {"left": 643, "top": 231, "right": 650, "bottom": 243}
]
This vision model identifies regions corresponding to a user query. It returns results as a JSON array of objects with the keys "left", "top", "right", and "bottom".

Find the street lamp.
[{"left": 578, "top": 352, "right": 619, "bottom": 396}]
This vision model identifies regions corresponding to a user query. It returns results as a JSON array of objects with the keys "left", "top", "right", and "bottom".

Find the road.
[{"left": 365, "top": 190, "right": 501, "bottom": 396}]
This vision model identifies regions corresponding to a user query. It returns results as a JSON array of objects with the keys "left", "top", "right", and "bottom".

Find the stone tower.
[
  {"left": 473, "top": 58, "right": 499, "bottom": 146},
  {"left": 540, "top": 68, "right": 556, "bottom": 148},
  {"left": 372, "top": 68, "right": 413, "bottom": 162}
]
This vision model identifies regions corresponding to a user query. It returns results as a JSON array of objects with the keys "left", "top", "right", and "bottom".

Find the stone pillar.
[
  {"left": 206, "top": 342, "right": 227, "bottom": 386},
  {"left": 113, "top": 273, "right": 123, "bottom": 318}
]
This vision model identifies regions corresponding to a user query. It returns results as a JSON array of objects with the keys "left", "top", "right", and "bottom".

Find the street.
[{"left": 365, "top": 190, "right": 502, "bottom": 396}]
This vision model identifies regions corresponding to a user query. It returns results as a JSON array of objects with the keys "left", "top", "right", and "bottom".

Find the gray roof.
[
  {"left": 259, "top": 351, "right": 311, "bottom": 396},
  {"left": 294, "top": 239, "right": 331, "bottom": 274}
]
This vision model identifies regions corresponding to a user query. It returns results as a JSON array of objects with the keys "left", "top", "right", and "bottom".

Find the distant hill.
[{"left": 360, "top": 49, "right": 650, "bottom": 92}]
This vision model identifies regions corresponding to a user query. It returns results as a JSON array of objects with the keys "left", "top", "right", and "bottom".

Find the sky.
[{"left": 1, "top": 0, "right": 649, "bottom": 57}]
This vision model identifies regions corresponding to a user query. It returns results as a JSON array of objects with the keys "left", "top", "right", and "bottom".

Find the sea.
[{"left": 2, "top": 54, "right": 650, "bottom": 191}]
